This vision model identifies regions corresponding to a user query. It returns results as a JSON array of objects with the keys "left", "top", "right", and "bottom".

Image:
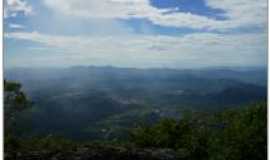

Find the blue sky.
[{"left": 4, "top": 0, "right": 268, "bottom": 69}]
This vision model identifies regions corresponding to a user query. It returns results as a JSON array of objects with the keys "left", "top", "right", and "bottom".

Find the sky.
[{"left": 3, "top": 0, "right": 268, "bottom": 69}]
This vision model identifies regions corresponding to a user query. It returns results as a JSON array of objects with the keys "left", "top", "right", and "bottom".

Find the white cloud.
[
  {"left": 9, "top": 23, "right": 25, "bottom": 29},
  {"left": 4, "top": 31, "right": 267, "bottom": 68},
  {"left": 43, "top": 0, "right": 267, "bottom": 31},
  {"left": 4, "top": 0, "right": 33, "bottom": 18},
  {"left": 205, "top": 0, "right": 267, "bottom": 30}
]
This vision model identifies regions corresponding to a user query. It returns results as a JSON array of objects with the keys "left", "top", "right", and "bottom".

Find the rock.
[
  {"left": 51, "top": 157, "right": 58, "bottom": 160},
  {"left": 6, "top": 145, "right": 181, "bottom": 160}
]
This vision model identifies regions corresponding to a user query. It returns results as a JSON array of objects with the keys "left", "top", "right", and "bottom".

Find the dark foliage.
[
  {"left": 130, "top": 102, "right": 267, "bottom": 160},
  {"left": 4, "top": 80, "right": 31, "bottom": 131}
]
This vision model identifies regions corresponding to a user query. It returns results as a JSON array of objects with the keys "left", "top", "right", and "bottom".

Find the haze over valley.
[{"left": 5, "top": 66, "right": 266, "bottom": 139}]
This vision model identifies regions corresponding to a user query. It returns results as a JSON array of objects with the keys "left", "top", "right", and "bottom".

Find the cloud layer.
[
  {"left": 4, "top": 0, "right": 268, "bottom": 68},
  {"left": 5, "top": 31, "right": 267, "bottom": 68},
  {"left": 9, "top": 23, "right": 25, "bottom": 29},
  {"left": 44, "top": 0, "right": 267, "bottom": 31},
  {"left": 4, "top": 0, "right": 33, "bottom": 18}
]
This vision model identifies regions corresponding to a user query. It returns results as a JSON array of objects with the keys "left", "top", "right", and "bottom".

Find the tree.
[
  {"left": 209, "top": 102, "right": 267, "bottom": 160},
  {"left": 4, "top": 80, "right": 31, "bottom": 131},
  {"left": 130, "top": 102, "right": 267, "bottom": 160}
]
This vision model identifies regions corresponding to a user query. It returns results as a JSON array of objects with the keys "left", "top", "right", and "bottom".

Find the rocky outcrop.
[{"left": 5, "top": 145, "right": 182, "bottom": 160}]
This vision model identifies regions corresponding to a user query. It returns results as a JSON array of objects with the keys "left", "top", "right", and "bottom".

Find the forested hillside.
[
  {"left": 4, "top": 67, "right": 267, "bottom": 140},
  {"left": 4, "top": 79, "right": 267, "bottom": 160}
]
